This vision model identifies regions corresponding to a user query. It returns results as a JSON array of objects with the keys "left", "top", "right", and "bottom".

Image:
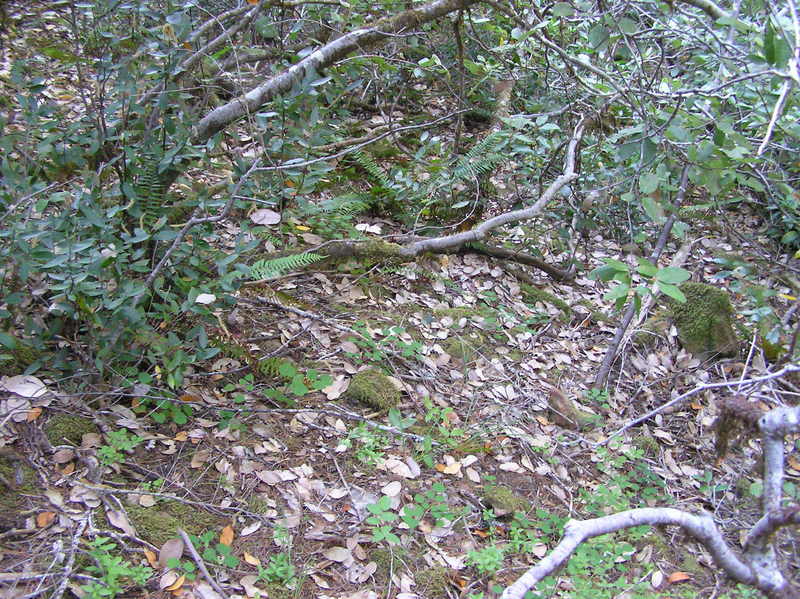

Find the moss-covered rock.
[
  {"left": 345, "top": 368, "right": 400, "bottom": 410},
  {"left": 45, "top": 414, "right": 98, "bottom": 446},
  {"left": 482, "top": 484, "right": 531, "bottom": 516},
  {"left": 667, "top": 282, "right": 739, "bottom": 358}
]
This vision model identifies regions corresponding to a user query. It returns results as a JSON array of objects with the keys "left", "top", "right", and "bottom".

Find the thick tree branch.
[{"left": 191, "top": 0, "right": 483, "bottom": 144}]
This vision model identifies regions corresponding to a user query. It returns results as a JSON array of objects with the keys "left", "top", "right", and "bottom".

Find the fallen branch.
[{"left": 503, "top": 390, "right": 800, "bottom": 599}]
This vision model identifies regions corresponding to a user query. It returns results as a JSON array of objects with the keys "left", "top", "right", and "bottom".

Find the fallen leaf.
[
  {"left": 158, "top": 538, "right": 185, "bottom": 568},
  {"left": 243, "top": 551, "right": 261, "bottom": 566},
  {"left": 323, "top": 546, "right": 352, "bottom": 562},
  {"left": 250, "top": 208, "right": 281, "bottom": 225},
  {"left": 667, "top": 571, "right": 691, "bottom": 584},
  {"left": 195, "top": 293, "right": 216, "bottom": 305},
  {"left": 107, "top": 509, "right": 137, "bottom": 536},
  {"left": 144, "top": 549, "right": 159, "bottom": 569},
  {"left": 26, "top": 406, "right": 42, "bottom": 422},
  {"left": 36, "top": 511, "right": 56, "bottom": 528},
  {"left": 219, "top": 524, "right": 235, "bottom": 546},
  {"left": 0, "top": 375, "right": 48, "bottom": 397},
  {"left": 165, "top": 573, "right": 185, "bottom": 592}
]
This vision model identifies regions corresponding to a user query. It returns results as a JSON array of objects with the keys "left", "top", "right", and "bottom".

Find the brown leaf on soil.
[{"left": 219, "top": 524, "right": 235, "bottom": 546}]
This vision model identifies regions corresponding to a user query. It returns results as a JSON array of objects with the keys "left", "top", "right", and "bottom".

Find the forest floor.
[
  {"left": 1, "top": 3, "right": 799, "bottom": 599},
  {"left": 2, "top": 198, "right": 798, "bottom": 599}
]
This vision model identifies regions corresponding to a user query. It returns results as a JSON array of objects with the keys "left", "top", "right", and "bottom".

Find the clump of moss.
[
  {"left": 0, "top": 452, "right": 38, "bottom": 529},
  {"left": 667, "top": 282, "right": 739, "bottom": 358},
  {"left": 45, "top": 414, "right": 98, "bottom": 446},
  {"left": 633, "top": 309, "right": 671, "bottom": 349},
  {"left": 443, "top": 333, "right": 485, "bottom": 362},
  {"left": 0, "top": 341, "right": 43, "bottom": 375},
  {"left": 520, "top": 283, "right": 572, "bottom": 321},
  {"left": 482, "top": 484, "right": 531, "bottom": 516},
  {"left": 345, "top": 368, "right": 400, "bottom": 410},
  {"left": 120, "top": 502, "right": 224, "bottom": 546},
  {"left": 370, "top": 547, "right": 408, "bottom": 585},
  {"left": 415, "top": 565, "right": 450, "bottom": 598}
]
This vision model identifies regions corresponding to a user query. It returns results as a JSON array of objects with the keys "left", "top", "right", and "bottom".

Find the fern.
[
  {"left": 134, "top": 147, "right": 166, "bottom": 227},
  {"left": 351, "top": 150, "right": 391, "bottom": 188},
  {"left": 320, "top": 193, "right": 372, "bottom": 215},
  {"left": 249, "top": 252, "right": 323, "bottom": 280},
  {"left": 451, "top": 132, "right": 504, "bottom": 183}
]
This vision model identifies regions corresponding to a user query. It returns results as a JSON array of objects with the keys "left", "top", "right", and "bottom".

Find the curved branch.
[
  {"left": 191, "top": 0, "right": 483, "bottom": 144},
  {"left": 502, "top": 507, "right": 754, "bottom": 599}
]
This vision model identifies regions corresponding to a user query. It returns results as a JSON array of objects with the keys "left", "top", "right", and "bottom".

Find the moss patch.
[
  {"left": 482, "top": 484, "right": 531, "bottom": 516},
  {"left": 344, "top": 368, "right": 400, "bottom": 410},
  {"left": 0, "top": 453, "right": 38, "bottom": 529},
  {"left": 520, "top": 283, "right": 572, "bottom": 321},
  {"left": 667, "top": 282, "right": 739, "bottom": 358},
  {"left": 44, "top": 414, "right": 98, "bottom": 446},
  {"left": 415, "top": 565, "right": 450, "bottom": 598},
  {"left": 119, "top": 501, "right": 224, "bottom": 546}
]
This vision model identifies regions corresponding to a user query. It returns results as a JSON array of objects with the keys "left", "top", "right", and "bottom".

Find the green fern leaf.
[{"left": 249, "top": 252, "right": 323, "bottom": 280}]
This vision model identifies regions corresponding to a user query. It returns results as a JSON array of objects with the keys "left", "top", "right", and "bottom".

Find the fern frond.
[
  {"left": 134, "top": 147, "right": 166, "bottom": 226},
  {"left": 351, "top": 150, "right": 391, "bottom": 188},
  {"left": 320, "top": 193, "right": 372, "bottom": 214},
  {"left": 249, "top": 252, "right": 323, "bottom": 280},
  {"left": 451, "top": 133, "right": 504, "bottom": 183}
]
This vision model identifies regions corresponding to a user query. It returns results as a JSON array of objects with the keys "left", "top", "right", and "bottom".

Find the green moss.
[
  {"left": 370, "top": 547, "right": 408, "bottom": 585},
  {"left": 632, "top": 435, "right": 660, "bottom": 456},
  {"left": 482, "top": 484, "right": 531, "bottom": 516},
  {"left": 0, "top": 454, "right": 38, "bottom": 529},
  {"left": 345, "top": 368, "right": 401, "bottom": 410},
  {"left": 443, "top": 333, "right": 486, "bottom": 362},
  {"left": 122, "top": 501, "right": 224, "bottom": 546},
  {"left": 520, "top": 283, "right": 572, "bottom": 321},
  {"left": 667, "top": 283, "right": 739, "bottom": 358},
  {"left": 415, "top": 566, "right": 450, "bottom": 598},
  {"left": 633, "top": 309, "right": 671, "bottom": 349},
  {"left": 44, "top": 414, "right": 98, "bottom": 446},
  {"left": 0, "top": 341, "right": 43, "bottom": 375}
]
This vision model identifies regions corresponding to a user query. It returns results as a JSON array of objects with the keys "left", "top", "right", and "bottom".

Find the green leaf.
[
  {"left": 603, "top": 283, "right": 630, "bottom": 303},
  {"left": 641, "top": 195, "right": 665, "bottom": 223},
  {"left": 552, "top": 3, "right": 575, "bottom": 17},
  {"left": 636, "top": 259, "right": 657, "bottom": 278},
  {"left": 288, "top": 375, "right": 309, "bottom": 396},
  {"left": 655, "top": 267, "right": 691, "bottom": 284},
  {"left": 657, "top": 282, "right": 686, "bottom": 302},
  {"left": 0, "top": 332, "right": 17, "bottom": 350},
  {"left": 618, "top": 18, "right": 637, "bottom": 34},
  {"left": 713, "top": 126, "right": 726, "bottom": 146},
  {"left": 639, "top": 173, "right": 659, "bottom": 194}
]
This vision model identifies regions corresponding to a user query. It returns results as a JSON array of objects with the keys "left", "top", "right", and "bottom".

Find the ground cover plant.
[{"left": 0, "top": 0, "right": 799, "bottom": 598}]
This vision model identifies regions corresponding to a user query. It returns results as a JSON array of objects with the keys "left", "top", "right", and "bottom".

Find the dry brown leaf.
[
  {"left": 159, "top": 570, "right": 180, "bottom": 590},
  {"left": 107, "top": 509, "right": 137, "bottom": 536},
  {"left": 243, "top": 551, "right": 261, "bottom": 566},
  {"left": 36, "top": 511, "right": 55, "bottom": 528},
  {"left": 158, "top": 539, "right": 185, "bottom": 568},
  {"left": 250, "top": 208, "right": 281, "bottom": 225},
  {"left": 219, "top": 524, "right": 235, "bottom": 546},
  {"left": 667, "top": 571, "right": 691, "bottom": 584},
  {"left": 164, "top": 573, "right": 185, "bottom": 592},
  {"left": 144, "top": 549, "right": 159, "bottom": 569},
  {"left": 26, "top": 406, "right": 42, "bottom": 422}
]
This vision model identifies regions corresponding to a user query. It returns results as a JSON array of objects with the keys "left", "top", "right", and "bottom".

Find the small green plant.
[
  {"left": 584, "top": 387, "right": 610, "bottom": 410},
  {"left": 344, "top": 323, "right": 423, "bottom": 365},
  {"left": 81, "top": 536, "right": 152, "bottom": 599},
  {"left": 262, "top": 362, "right": 332, "bottom": 407},
  {"left": 422, "top": 398, "right": 466, "bottom": 446},
  {"left": 589, "top": 258, "right": 690, "bottom": 309},
  {"left": 98, "top": 429, "right": 143, "bottom": 467},
  {"left": 166, "top": 556, "right": 198, "bottom": 581},
  {"left": 342, "top": 423, "right": 389, "bottom": 465},
  {"left": 400, "top": 482, "right": 461, "bottom": 530},
  {"left": 183, "top": 530, "right": 240, "bottom": 569},
  {"left": 466, "top": 544, "right": 505, "bottom": 576},
  {"left": 366, "top": 495, "right": 400, "bottom": 545},
  {"left": 258, "top": 552, "right": 297, "bottom": 586}
]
